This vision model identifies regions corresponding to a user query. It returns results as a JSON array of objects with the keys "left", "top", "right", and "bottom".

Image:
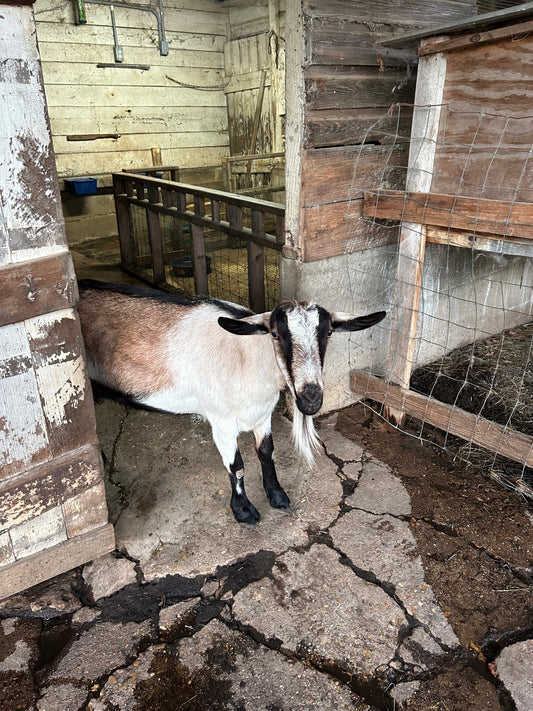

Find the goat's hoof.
[
  {"left": 267, "top": 488, "right": 291, "bottom": 511},
  {"left": 233, "top": 501, "right": 260, "bottom": 528}
]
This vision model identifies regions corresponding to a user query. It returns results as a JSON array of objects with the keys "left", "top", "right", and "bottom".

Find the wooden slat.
[
  {"left": 0, "top": 523, "right": 115, "bottom": 601},
  {"left": 146, "top": 185, "right": 165, "bottom": 286},
  {"left": 364, "top": 190, "right": 533, "bottom": 239},
  {"left": 418, "top": 18, "right": 533, "bottom": 57},
  {"left": 248, "top": 210, "right": 266, "bottom": 313},
  {"left": 351, "top": 370, "right": 533, "bottom": 469},
  {"left": 426, "top": 226, "right": 533, "bottom": 257},
  {"left": 305, "top": 70, "right": 416, "bottom": 111},
  {"left": 385, "top": 45, "right": 447, "bottom": 408},
  {"left": 191, "top": 221, "right": 208, "bottom": 297},
  {"left": 0, "top": 444, "right": 103, "bottom": 533},
  {"left": 0, "top": 252, "right": 77, "bottom": 327}
]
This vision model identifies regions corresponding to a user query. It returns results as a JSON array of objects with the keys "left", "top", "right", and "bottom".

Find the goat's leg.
[
  {"left": 254, "top": 425, "right": 291, "bottom": 512},
  {"left": 211, "top": 424, "right": 260, "bottom": 527}
]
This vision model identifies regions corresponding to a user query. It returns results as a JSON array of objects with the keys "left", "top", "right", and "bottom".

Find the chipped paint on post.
[
  {"left": 0, "top": 321, "right": 50, "bottom": 477},
  {"left": 0, "top": 2, "right": 114, "bottom": 597},
  {"left": 9, "top": 505, "right": 67, "bottom": 560},
  {"left": 25, "top": 309, "right": 87, "bottom": 430},
  {"left": 0, "top": 5, "right": 67, "bottom": 267}
]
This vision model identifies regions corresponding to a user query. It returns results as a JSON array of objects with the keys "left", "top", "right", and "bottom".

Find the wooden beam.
[
  {"left": 418, "top": 18, "right": 533, "bottom": 57},
  {"left": 384, "top": 41, "right": 447, "bottom": 422},
  {"left": 364, "top": 190, "right": 533, "bottom": 239},
  {"left": 351, "top": 370, "right": 533, "bottom": 469},
  {"left": 0, "top": 524, "right": 114, "bottom": 602},
  {"left": 425, "top": 226, "right": 533, "bottom": 257},
  {"left": 0, "top": 252, "right": 77, "bottom": 327}
]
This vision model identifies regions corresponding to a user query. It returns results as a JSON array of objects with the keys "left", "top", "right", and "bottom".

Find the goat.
[{"left": 77, "top": 280, "right": 385, "bottom": 526}]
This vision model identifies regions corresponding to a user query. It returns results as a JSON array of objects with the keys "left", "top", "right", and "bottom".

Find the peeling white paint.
[
  {"left": 0, "top": 322, "right": 49, "bottom": 470},
  {"left": 25, "top": 310, "right": 87, "bottom": 428}
]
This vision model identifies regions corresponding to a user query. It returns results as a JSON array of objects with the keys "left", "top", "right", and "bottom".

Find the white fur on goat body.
[{"left": 130, "top": 305, "right": 283, "bottom": 464}]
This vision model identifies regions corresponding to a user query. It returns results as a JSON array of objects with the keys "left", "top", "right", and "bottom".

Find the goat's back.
[{"left": 77, "top": 280, "right": 266, "bottom": 404}]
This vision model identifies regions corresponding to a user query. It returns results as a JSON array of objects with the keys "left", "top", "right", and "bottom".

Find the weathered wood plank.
[
  {"left": 364, "top": 190, "right": 533, "bottom": 239},
  {"left": 385, "top": 43, "right": 447, "bottom": 403},
  {"left": 54, "top": 146, "right": 229, "bottom": 176},
  {"left": 419, "top": 18, "right": 533, "bottom": 57},
  {"left": 442, "top": 33, "right": 533, "bottom": 116},
  {"left": 0, "top": 523, "right": 115, "bottom": 601},
  {"left": 308, "top": 19, "right": 418, "bottom": 68},
  {"left": 44, "top": 84, "right": 226, "bottom": 109},
  {"left": 301, "top": 144, "right": 409, "bottom": 208},
  {"left": 0, "top": 252, "right": 77, "bottom": 328},
  {"left": 25, "top": 309, "right": 98, "bottom": 459},
  {"left": 52, "top": 131, "right": 228, "bottom": 155},
  {"left": 305, "top": 70, "right": 416, "bottom": 111},
  {"left": 42, "top": 62, "right": 224, "bottom": 89},
  {"left": 303, "top": 0, "right": 476, "bottom": 25},
  {"left": 305, "top": 107, "right": 413, "bottom": 148},
  {"left": 52, "top": 98, "right": 223, "bottom": 135},
  {"left": 425, "top": 226, "right": 533, "bottom": 257},
  {"left": 0, "top": 322, "right": 50, "bottom": 479},
  {"left": 62, "top": 480, "right": 109, "bottom": 539},
  {"left": 351, "top": 370, "right": 533, "bottom": 468},
  {"left": 0, "top": 444, "right": 103, "bottom": 533},
  {"left": 301, "top": 199, "right": 398, "bottom": 262}
]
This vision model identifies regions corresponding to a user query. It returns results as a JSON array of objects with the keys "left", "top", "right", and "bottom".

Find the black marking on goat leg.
[
  {"left": 257, "top": 434, "right": 291, "bottom": 512},
  {"left": 229, "top": 451, "right": 260, "bottom": 527}
]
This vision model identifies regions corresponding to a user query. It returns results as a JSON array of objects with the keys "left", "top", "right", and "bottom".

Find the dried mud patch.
[{"left": 335, "top": 404, "right": 532, "bottom": 709}]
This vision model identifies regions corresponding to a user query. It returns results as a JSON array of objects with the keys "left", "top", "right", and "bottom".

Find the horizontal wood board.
[
  {"left": 364, "top": 190, "right": 533, "bottom": 239},
  {"left": 351, "top": 370, "right": 533, "bottom": 469},
  {"left": 0, "top": 523, "right": 114, "bottom": 601}
]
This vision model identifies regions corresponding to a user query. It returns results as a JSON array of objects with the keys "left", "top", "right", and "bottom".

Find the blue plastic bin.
[{"left": 64, "top": 177, "right": 98, "bottom": 195}]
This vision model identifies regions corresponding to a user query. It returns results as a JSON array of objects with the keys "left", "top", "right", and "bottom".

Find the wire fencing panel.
[{"left": 346, "top": 104, "right": 533, "bottom": 497}]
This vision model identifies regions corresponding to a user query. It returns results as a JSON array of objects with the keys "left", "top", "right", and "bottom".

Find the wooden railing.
[{"left": 113, "top": 170, "right": 285, "bottom": 312}]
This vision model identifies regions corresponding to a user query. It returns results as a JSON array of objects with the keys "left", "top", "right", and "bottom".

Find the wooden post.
[
  {"left": 385, "top": 39, "right": 448, "bottom": 423},
  {"left": 113, "top": 175, "right": 134, "bottom": 269},
  {"left": 146, "top": 184, "right": 165, "bottom": 286},
  {"left": 191, "top": 221, "right": 208, "bottom": 296},
  {"left": 249, "top": 209, "right": 266, "bottom": 313}
]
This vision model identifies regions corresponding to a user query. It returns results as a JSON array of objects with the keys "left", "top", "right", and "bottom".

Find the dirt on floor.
[{"left": 335, "top": 403, "right": 532, "bottom": 710}]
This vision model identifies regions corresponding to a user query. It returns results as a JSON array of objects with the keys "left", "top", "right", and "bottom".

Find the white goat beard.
[{"left": 291, "top": 402, "right": 321, "bottom": 466}]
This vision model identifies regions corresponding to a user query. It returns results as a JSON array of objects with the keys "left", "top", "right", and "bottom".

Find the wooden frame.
[{"left": 353, "top": 19, "right": 533, "bottom": 469}]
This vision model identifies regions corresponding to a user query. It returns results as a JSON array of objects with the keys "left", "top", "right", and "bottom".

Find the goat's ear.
[
  {"left": 331, "top": 310, "right": 386, "bottom": 332},
  {"left": 218, "top": 312, "right": 271, "bottom": 335}
]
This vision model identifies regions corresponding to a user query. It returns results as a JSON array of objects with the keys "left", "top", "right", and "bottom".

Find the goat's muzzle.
[{"left": 295, "top": 383, "right": 323, "bottom": 415}]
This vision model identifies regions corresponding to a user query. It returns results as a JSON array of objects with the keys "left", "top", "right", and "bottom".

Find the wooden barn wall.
[
  {"left": 297, "top": 0, "right": 478, "bottom": 262},
  {"left": 224, "top": 1, "right": 285, "bottom": 195},
  {"left": 33, "top": 0, "right": 230, "bottom": 243}
]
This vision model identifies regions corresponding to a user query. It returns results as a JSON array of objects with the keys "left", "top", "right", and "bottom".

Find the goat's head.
[{"left": 218, "top": 302, "right": 386, "bottom": 415}]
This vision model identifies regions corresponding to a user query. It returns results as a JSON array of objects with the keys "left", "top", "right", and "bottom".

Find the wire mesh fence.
[{"left": 345, "top": 103, "right": 533, "bottom": 497}]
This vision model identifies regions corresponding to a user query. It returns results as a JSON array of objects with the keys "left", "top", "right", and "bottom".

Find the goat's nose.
[{"left": 296, "top": 384, "right": 323, "bottom": 415}]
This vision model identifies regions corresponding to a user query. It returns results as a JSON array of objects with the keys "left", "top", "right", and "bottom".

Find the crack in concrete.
[{"left": 107, "top": 405, "right": 131, "bottom": 528}]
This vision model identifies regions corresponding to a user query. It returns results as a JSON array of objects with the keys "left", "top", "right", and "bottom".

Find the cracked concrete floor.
[{"left": 0, "top": 398, "right": 531, "bottom": 711}]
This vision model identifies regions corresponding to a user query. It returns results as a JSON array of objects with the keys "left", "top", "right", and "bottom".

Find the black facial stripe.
[
  {"left": 317, "top": 307, "right": 332, "bottom": 367},
  {"left": 271, "top": 308, "right": 294, "bottom": 384}
]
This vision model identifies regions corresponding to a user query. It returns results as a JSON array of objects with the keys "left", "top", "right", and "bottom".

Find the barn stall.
[{"left": 3, "top": 0, "right": 532, "bottom": 599}]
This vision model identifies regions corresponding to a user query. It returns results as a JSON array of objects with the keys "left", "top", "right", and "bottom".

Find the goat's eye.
[
  {"left": 271, "top": 331, "right": 278, "bottom": 340},
  {"left": 327, "top": 329, "right": 333, "bottom": 338}
]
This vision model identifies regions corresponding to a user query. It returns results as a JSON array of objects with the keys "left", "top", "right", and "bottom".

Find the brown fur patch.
[{"left": 78, "top": 288, "right": 181, "bottom": 397}]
